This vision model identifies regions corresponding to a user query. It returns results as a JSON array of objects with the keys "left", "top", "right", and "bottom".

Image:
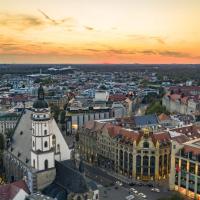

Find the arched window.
[
  {"left": 136, "top": 155, "right": 141, "bottom": 175},
  {"left": 143, "top": 141, "right": 149, "bottom": 148},
  {"left": 124, "top": 151, "right": 128, "bottom": 170},
  {"left": 119, "top": 150, "right": 123, "bottom": 168},
  {"left": 44, "top": 141, "right": 48, "bottom": 148},
  {"left": 150, "top": 156, "right": 155, "bottom": 166},
  {"left": 136, "top": 155, "right": 141, "bottom": 166},
  {"left": 44, "top": 160, "right": 48, "bottom": 170},
  {"left": 33, "top": 159, "right": 35, "bottom": 168},
  {"left": 32, "top": 128, "right": 34, "bottom": 134},
  {"left": 32, "top": 141, "right": 35, "bottom": 147},
  {"left": 143, "top": 156, "right": 149, "bottom": 166},
  {"left": 150, "top": 156, "right": 155, "bottom": 176},
  {"left": 143, "top": 156, "right": 149, "bottom": 176},
  {"left": 44, "top": 130, "right": 47, "bottom": 135},
  {"left": 57, "top": 144, "right": 60, "bottom": 153},
  {"left": 164, "top": 154, "right": 168, "bottom": 165},
  {"left": 52, "top": 135, "right": 56, "bottom": 146}
]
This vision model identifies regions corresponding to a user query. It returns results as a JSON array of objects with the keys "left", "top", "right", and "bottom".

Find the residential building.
[
  {"left": 66, "top": 106, "right": 112, "bottom": 134},
  {"left": 0, "top": 113, "right": 19, "bottom": 136},
  {"left": 162, "top": 93, "right": 200, "bottom": 116},
  {"left": 0, "top": 180, "right": 30, "bottom": 200}
]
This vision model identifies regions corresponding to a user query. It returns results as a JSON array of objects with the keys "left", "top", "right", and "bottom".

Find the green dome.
[
  {"left": 33, "top": 99, "right": 48, "bottom": 109},
  {"left": 33, "top": 85, "right": 48, "bottom": 109}
]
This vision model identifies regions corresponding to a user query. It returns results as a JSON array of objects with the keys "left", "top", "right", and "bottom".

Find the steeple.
[
  {"left": 38, "top": 84, "right": 45, "bottom": 100},
  {"left": 33, "top": 85, "right": 48, "bottom": 109}
]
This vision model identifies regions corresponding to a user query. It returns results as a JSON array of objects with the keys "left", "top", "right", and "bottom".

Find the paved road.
[
  {"left": 99, "top": 184, "right": 175, "bottom": 200},
  {"left": 84, "top": 163, "right": 175, "bottom": 200}
]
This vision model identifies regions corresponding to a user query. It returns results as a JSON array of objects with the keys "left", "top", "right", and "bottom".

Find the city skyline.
[{"left": 1, "top": 0, "right": 200, "bottom": 64}]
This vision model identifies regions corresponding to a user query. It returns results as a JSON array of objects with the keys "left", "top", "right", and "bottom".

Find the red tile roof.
[
  {"left": 109, "top": 94, "right": 127, "bottom": 102},
  {"left": 0, "top": 180, "right": 29, "bottom": 200},
  {"left": 171, "top": 125, "right": 200, "bottom": 139},
  {"left": 158, "top": 113, "right": 170, "bottom": 121},
  {"left": 183, "top": 145, "right": 200, "bottom": 155}
]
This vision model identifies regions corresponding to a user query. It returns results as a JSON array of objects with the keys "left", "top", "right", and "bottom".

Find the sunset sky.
[{"left": 1, "top": 0, "right": 200, "bottom": 64}]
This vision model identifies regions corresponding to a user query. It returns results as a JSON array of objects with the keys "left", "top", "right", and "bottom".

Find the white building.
[{"left": 4, "top": 85, "right": 71, "bottom": 192}]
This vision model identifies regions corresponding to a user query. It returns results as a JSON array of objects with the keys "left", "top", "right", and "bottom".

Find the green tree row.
[{"left": 145, "top": 101, "right": 169, "bottom": 115}]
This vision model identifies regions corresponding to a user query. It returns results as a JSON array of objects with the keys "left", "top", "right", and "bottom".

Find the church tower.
[
  {"left": 31, "top": 85, "right": 55, "bottom": 171},
  {"left": 31, "top": 86, "right": 56, "bottom": 189}
]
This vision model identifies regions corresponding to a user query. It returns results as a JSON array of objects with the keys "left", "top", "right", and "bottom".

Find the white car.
[
  {"left": 116, "top": 181, "right": 123, "bottom": 186},
  {"left": 125, "top": 195, "right": 135, "bottom": 200},
  {"left": 151, "top": 188, "right": 160, "bottom": 192},
  {"left": 138, "top": 193, "right": 147, "bottom": 198},
  {"left": 129, "top": 188, "right": 138, "bottom": 194}
]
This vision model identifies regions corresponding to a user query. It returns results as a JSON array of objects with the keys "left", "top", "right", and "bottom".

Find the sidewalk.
[{"left": 94, "top": 165, "right": 135, "bottom": 184}]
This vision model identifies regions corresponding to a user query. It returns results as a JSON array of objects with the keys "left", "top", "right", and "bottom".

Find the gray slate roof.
[
  {"left": 43, "top": 160, "right": 89, "bottom": 200},
  {"left": 9, "top": 109, "right": 32, "bottom": 166},
  {"left": 55, "top": 160, "right": 89, "bottom": 194},
  {"left": 133, "top": 114, "right": 159, "bottom": 127}
]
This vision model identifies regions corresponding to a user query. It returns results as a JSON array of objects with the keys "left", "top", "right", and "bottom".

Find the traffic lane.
[
  {"left": 127, "top": 185, "right": 174, "bottom": 200},
  {"left": 99, "top": 186, "right": 147, "bottom": 200},
  {"left": 84, "top": 164, "right": 118, "bottom": 186}
]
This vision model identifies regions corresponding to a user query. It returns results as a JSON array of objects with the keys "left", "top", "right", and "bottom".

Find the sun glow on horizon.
[{"left": 0, "top": 0, "right": 200, "bottom": 64}]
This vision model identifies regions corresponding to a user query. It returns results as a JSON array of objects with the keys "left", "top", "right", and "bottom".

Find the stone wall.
[{"left": 36, "top": 168, "right": 56, "bottom": 190}]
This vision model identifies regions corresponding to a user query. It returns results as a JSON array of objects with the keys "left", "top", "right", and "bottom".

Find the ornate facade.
[{"left": 78, "top": 120, "right": 171, "bottom": 181}]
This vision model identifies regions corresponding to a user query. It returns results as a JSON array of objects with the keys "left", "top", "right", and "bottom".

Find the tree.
[
  {"left": 158, "top": 194, "right": 185, "bottom": 200},
  {"left": 5, "top": 129, "right": 14, "bottom": 139},
  {"left": 60, "top": 110, "right": 66, "bottom": 124},
  {"left": 145, "top": 101, "right": 169, "bottom": 115},
  {"left": 50, "top": 104, "right": 60, "bottom": 122},
  {"left": 0, "top": 134, "right": 4, "bottom": 151}
]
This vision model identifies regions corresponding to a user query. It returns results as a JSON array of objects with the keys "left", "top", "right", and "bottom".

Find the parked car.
[
  {"left": 116, "top": 181, "right": 123, "bottom": 186},
  {"left": 147, "top": 183, "right": 153, "bottom": 187},
  {"left": 151, "top": 188, "right": 160, "bottom": 192},
  {"left": 137, "top": 182, "right": 143, "bottom": 186},
  {"left": 129, "top": 188, "right": 138, "bottom": 194},
  {"left": 138, "top": 193, "right": 147, "bottom": 199},
  {"left": 129, "top": 182, "right": 136, "bottom": 186},
  {"left": 125, "top": 195, "right": 135, "bottom": 200}
]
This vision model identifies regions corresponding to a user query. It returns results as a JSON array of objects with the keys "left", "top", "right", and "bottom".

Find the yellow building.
[{"left": 78, "top": 120, "right": 171, "bottom": 181}]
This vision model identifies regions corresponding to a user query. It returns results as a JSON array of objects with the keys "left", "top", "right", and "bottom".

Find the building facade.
[
  {"left": 170, "top": 139, "right": 200, "bottom": 200},
  {"left": 3, "top": 86, "right": 71, "bottom": 193},
  {"left": 162, "top": 93, "right": 200, "bottom": 116},
  {"left": 66, "top": 107, "right": 112, "bottom": 135},
  {"left": 0, "top": 113, "right": 19, "bottom": 136},
  {"left": 78, "top": 120, "right": 171, "bottom": 181}
]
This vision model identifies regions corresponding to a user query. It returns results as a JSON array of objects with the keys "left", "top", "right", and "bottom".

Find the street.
[{"left": 84, "top": 163, "right": 175, "bottom": 200}]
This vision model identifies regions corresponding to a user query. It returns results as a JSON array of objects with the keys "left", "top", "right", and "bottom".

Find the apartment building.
[{"left": 66, "top": 107, "right": 112, "bottom": 134}]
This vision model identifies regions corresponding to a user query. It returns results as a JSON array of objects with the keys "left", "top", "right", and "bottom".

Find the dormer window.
[{"left": 143, "top": 141, "right": 149, "bottom": 148}]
